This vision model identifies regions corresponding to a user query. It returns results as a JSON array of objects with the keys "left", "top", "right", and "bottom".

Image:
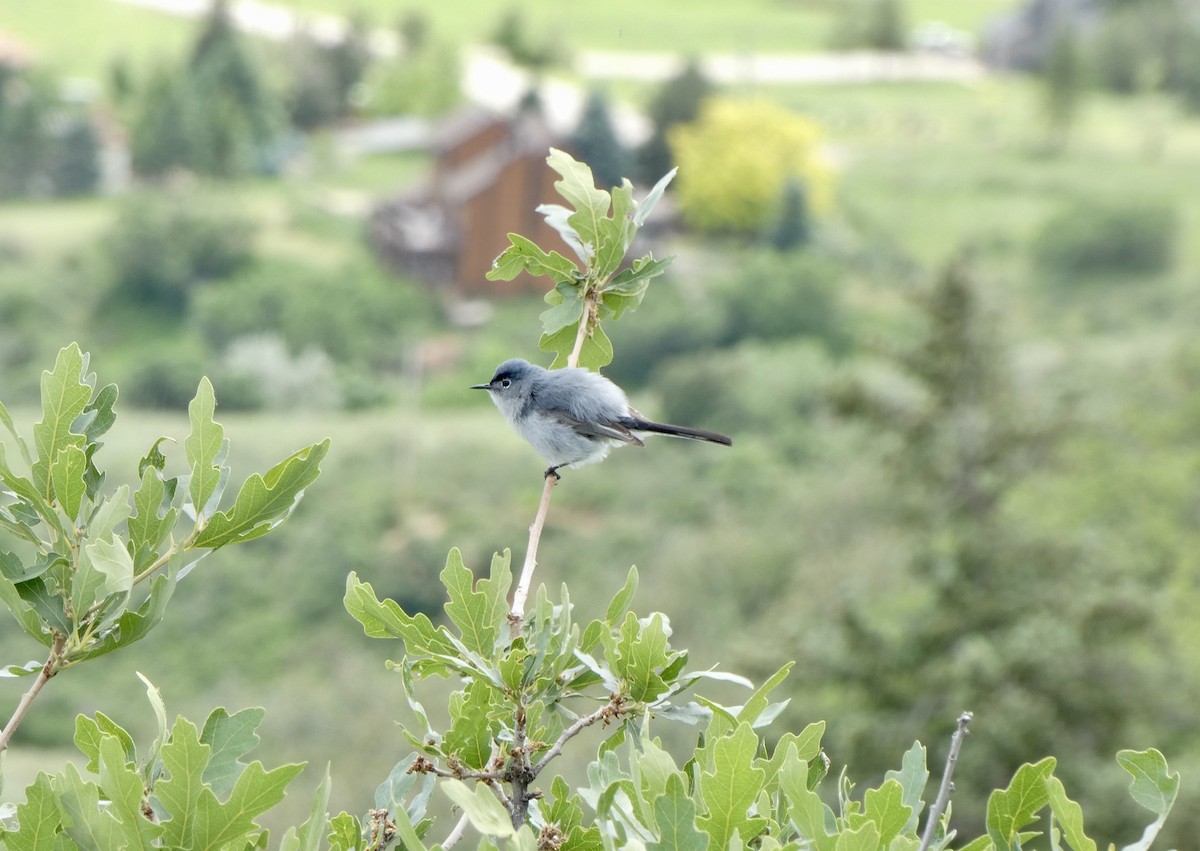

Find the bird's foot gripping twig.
[{"left": 544, "top": 465, "right": 563, "bottom": 481}]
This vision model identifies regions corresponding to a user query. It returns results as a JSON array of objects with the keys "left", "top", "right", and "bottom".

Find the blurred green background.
[{"left": 2, "top": 0, "right": 1199, "bottom": 844}]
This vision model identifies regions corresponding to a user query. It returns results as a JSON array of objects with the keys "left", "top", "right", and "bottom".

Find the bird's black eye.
[{"left": 500, "top": 378, "right": 512, "bottom": 389}]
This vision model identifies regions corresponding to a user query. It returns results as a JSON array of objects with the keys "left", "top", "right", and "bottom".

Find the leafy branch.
[
  {"left": 0, "top": 343, "right": 328, "bottom": 753},
  {"left": 487, "top": 148, "right": 677, "bottom": 635}
]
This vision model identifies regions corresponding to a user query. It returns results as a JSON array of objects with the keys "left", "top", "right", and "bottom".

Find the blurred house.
[{"left": 368, "top": 104, "right": 566, "bottom": 297}]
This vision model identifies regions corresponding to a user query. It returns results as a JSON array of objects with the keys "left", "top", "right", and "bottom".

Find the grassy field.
[
  {"left": 0, "top": 0, "right": 195, "bottom": 77},
  {"left": 0, "top": 0, "right": 1019, "bottom": 80},
  {"left": 270, "top": 0, "right": 1017, "bottom": 52}
]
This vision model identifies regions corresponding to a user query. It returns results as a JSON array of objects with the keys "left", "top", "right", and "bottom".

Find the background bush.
[{"left": 1032, "top": 198, "right": 1178, "bottom": 278}]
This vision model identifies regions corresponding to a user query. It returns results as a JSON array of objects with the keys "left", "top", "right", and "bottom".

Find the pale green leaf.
[
  {"left": 441, "top": 547, "right": 509, "bottom": 657},
  {"left": 185, "top": 377, "right": 227, "bottom": 519},
  {"left": 0, "top": 398, "right": 32, "bottom": 466},
  {"left": 0, "top": 442, "right": 68, "bottom": 540},
  {"left": 632, "top": 737, "right": 684, "bottom": 821},
  {"left": 0, "top": 574, "right": 51, "bottom": 644},
  {"left": 73, "top": 712, "right": 136, "bottom": 774},
  {"left": 138, "top": 436, "right": 171, "bottom": 479},
  {"left": 444, "top": 678, "right": 500, "bottom": 770},
  {"left": 611, "top": 179, "right": 638, "bottom": 249},
  {"left": 158, "top": 716, "right": 211, "bottom": 847},
  {"left": 80, "top": 382, "right": 118, "bottom": 444},
  {"left": 129, "top": 466, "right": 179, "bottom": 571},
  {"left": 85, "top": 485, "right": 130, "bottom": 542},
  {"left": 649, "top": 773, "right": 709, "bottom": 851},
  {"left": 72, "top": 572, "right": 177, "bottom": 662},
  {"left": 986, "top": 757, "right": 1056, "bottom": 850},
  {"left": 958, "top": 836, "right": 994, "bottom": 851},
  {"left": 487, "top": 232, "right": 580, "bottom": 282},
  {"left": 0, "top": 659, "right": 45, "bottom": 676},
  {"left": 344, "top": 572, "right": 457, "bottom": 655},
  {"left": 57, "top": 762, "right": 123, "bottom": 849},
  {"left": 835, "top": 822, "right": 881, "bottom": 851},
  {"left": 539, "top": 323, "right": 578, "bottom": 370},
  {"left": 50, "top": 444, "right": 87, "bottom": 521},
  {"left": 441, "top": 778, "right": 515, "bottom": 837},
  {"left": 1116, "top": 748, "right": 1179, "bottom": 851},
  {"left": 615, "top": 612, "right": 670, "bottom": 702},
  {"left": 31, "top": 343, "right": 92, "bottom": 501},
  {"left": 1117, "top": 748, "right": 1179, "bottom": 817},
  {"left": 84, "top": 534, "right": 134, "bottom": 599},
  {"left": 8, "top": 772, "right": 61, "bottom": 851},
  {"left": 634, "top": 167, "right": 677, "bottom": 227},
  {"left": 1045, "top": 777, "right": 1095, "bottom": 851},
  {"left": 565, "top": 323, "right": 614, "bottom": 371},
  {"left": 72, "top": 538, "right": 115, "bottom": 615},
  {"left": 884, "top": 742, "right": 928, "bottom": 835},
  {"left": 190, "top": 761, "right": 306, "bottom": 848},
  {"left": 535, "top": 202, "right": 587, "bottom": 264},
  {"left": 863, "top": 779, "right": 912, "bottom": 845},
  {"left": 697, "top": 723, "right": 768, "bottom": 849},
  {"left": 389, "top": 791, "right": 430, "bottom": 851},
  {"left": 546, "top": 148, "right": 611, "bottom": 262},
  {"left": 136, "top": 671, "right": 169, "bottom": 750},
  {"left": 605, "top": 566, "right": 639, "bottom": 625},
  {"left": 592, "top": 212, "right": 628, "bottom": 281},
  {"left": 326, "top": 812, "right": 361, "bottom": 851},
  {"left": 99, "top": 733, "right": 164, "bottom": 847},
  {"left": 609, "top": 255, "right": 673, "bottom": 294},
  {"left": 779, "top": 749, "right": 835, "bottom": 851},
  {"left": 193, "top": 439, "right": 329, "bottom": 548},
  {"left": 202, "top": 706, "right": 267, "bottom": 798},
  {"left": 14, "top": 577, "right": 68, "bottom": 637},
  {"left": 540, "top": 280, "right": 586, "bottom": 335},
  {"left": 735, "top": 662, "right": 793, "bottom": 727}
]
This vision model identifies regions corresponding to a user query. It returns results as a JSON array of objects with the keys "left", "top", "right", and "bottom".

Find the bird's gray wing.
[{"left": 547, "top": 409, "right": 645, "bottom": 446}]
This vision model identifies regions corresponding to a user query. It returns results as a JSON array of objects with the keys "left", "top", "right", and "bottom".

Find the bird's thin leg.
[{"left": 544, "top": 465, "right": 564, "bottom": 481}]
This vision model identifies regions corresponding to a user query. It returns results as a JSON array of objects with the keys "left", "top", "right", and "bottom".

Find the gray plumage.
[{"left": 472, "top": 358, "right": 732, "bottom": 475}]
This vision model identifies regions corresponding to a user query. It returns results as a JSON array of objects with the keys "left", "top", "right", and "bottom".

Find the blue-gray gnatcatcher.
[{"left": 472, "top": 358, "right": 732, "bottom": 478}]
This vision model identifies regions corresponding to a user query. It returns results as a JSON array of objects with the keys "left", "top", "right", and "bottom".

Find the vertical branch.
[
  {"left": 919, "top": 711, "right": 974, "bottom": 851},
  {"left": 507, "top": 293, "right": 593, "bottom": 637},
  {"left": 0, "top": 634, "right": 67, "bottom": 753},
  {"left": 508, "top": 474, "right": 557, "bottom": 638},
  {"left": 568, "top": 288, "right": 598, "bottom": 370}
]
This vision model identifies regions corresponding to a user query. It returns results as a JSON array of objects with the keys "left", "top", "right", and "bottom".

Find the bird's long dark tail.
[{"left": 620, "top": 418, "right": 733, "bottom": 446}]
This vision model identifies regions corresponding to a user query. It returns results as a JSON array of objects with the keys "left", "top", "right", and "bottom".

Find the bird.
[{"left": 472, "top": 358, "right": 732, "bottom": 478}]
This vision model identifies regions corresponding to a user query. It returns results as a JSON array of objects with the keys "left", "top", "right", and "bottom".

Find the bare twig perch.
[
  {"left": 507, "top": 302, "right": 592, "bottom": 636},
  {"left": 919, "top": 711, "right": 974, "bottom": 851}
]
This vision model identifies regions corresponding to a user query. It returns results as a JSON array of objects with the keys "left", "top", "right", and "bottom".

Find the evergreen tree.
[
  {"left": 328, "top": 12, "right": 373, "bottom": 113},
  {"left": 767, "top": 178, "right": 810, "bottom": 251},
  {"left": 286, "top": 35, "right": 343, "bottom": 131},
  {"left": 831, "top": 0, "right": 908, "bottom": 50},
  {"left": 398, "top": 9, "right": 430, "bottom": 53},
  {"left": 0, "top": 71, "right": 54, "bottom": 197},
  {"left": 50, "top": 117, "right": 102, "bottom": 196},
  {"left": 129, "top": 64, "right": 201, "bottom": 178},
  {"left": 826, "top": 257, "right": 1186, "bottom": 840},
  {"left": 130, "top": 0, "right": 281, "bottom": 178},
  {"left": 636, "top": 59, "right": 712, "bottom": 182},
  {"left": 1042, "top": 23, "right": 1083, "bottom": 148},
  {"left": 568, "top": 90, "right": 631, "bottom": 190}
]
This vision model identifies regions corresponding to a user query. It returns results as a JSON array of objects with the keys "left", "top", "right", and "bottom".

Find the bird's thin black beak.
[{"left": 470, "top": 383, "right": 491, "bottom": 390}]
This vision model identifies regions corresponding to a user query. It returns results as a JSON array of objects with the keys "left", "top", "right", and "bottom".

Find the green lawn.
[
  {"left": 0, "top": 0, "right": 1021, "bottom": 81},
  {"left": 277, "top": 0, "right": 1017, "bottom": 52},
  {"left": 0, "top": 0, "right": 194, "bottom": 77}
]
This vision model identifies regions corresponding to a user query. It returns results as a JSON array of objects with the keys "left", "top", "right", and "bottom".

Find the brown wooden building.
[{"left": 369, "top": 105, "right": 569, "bottom": 297}]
